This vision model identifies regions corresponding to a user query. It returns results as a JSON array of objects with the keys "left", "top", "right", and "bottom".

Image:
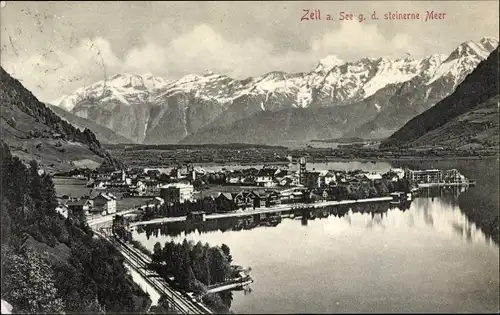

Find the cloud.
[
  {"left": 308, "top": 21, "right": 418, "bottom": 59},
  {"left": 2, "top": 21, "right": 417, "bottom": 102}
]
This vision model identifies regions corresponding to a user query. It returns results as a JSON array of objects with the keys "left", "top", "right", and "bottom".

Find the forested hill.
[
  {"left": 0, "top": 67, "right": 122, "bottom": 171},
  {"left": 381, "top": 47, "right": 499, "bottom": 149},
  {"left": 0, "top": 142, "right": 150, "bottom": 313}
]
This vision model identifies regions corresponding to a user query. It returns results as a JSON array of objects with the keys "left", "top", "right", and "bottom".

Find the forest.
[
  {"left": 150, "top": 240, "right": 236, "bottom": 313},
  {"left": 0, "top": 141, "right": 150, "bottom": 313}
]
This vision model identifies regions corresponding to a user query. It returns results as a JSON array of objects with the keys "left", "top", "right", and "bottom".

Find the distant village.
[{"left": 54, "top": 157, "right": 470, "bottom": 221}]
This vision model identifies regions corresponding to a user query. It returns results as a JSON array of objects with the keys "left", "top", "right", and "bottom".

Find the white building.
[
  {"left": 390, "top": 168, "right": 406, "bottom": 180},
  {"left": 55, "top": 204, "right": 69, "bottom": 218},
  {"left": 160, "top": 183, "right": 194, "bottom": 204}
]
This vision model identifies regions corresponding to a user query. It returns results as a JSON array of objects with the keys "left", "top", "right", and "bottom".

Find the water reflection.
[
  {"left": 132, "top": 161, "right": 499, "bottom": 313},
  {"left": 134, "top": 186, "right": 494, "bottom": 251}
]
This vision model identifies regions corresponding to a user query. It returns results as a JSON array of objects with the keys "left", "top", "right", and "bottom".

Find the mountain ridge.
[
  {"left": 0, "top": 66, "right": 122, "bottom": 172},
  {"left": 52, "top": 37, "right": 499, "bottom": 144},
  {"left": 380, "top": 46, "right": 499, "bottom": 149}
]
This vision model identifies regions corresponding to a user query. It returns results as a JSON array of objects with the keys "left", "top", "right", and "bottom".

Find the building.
[
  {"left": 443, "top": 169, "right": 467, "bottom": 183},
  {"left": 215, "top": 193, "right": 236, "bottom": 212},
  {"left": 298, "top": 157, "right": 307, "bottom": 185},
  {"left": 160, "top": 183, "right": 194, "bottom": 204},
  {"left": 55, "top": 204, "right": 69, "bottom": 218},
  {"left": 361, "top": 173, "right": 383, "bottom": 182},
  {"left": 66, "top": 199, "right": 92, "bottom": 217},
  {"left": 390, "top": 168, "right": 406, "bottom": 180},
  {"left": 91, "top": 192, "right": 117, "bottom": 215},
  {"left": 255, "top": 169, "right": 275, "bottom": 187},
  {"left": 318, "top": 170, "right": 336, "bottom": 187},
  {"left": 407, "top": 169, "right": 443, "bottom": 183},
  {"left": 145, "top": 197, "right": 165, "bottom": 208}
]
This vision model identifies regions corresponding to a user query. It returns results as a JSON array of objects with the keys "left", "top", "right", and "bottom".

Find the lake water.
[{"left": 133, "top": 158, "right": 500, "bottom": 313}]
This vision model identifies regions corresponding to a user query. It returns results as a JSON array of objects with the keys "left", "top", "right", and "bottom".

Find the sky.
[{"left": 0, "top": 1, "right": 498, "bottom": 102}]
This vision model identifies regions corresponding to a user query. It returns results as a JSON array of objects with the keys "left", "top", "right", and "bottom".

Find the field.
[
  {"left": 53, "top": 177, "right": 90, "bottom": 198},
  {"left": 105, "top": 143, "right": 498, "bottom": 169}
]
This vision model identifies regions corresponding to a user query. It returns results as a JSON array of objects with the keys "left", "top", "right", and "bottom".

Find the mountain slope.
[
  {"left": 347, "top": 38, "right": 499, "bottom": 139},
  {"left": 380, "top": 47, "right": 499, "bottom": 149},
  {"left": 53, "top": 38, "right": 498, "bottom": 144},
  {"left": 47, "top": 104, "right": 133, "bottom": 144},
  {"left": 0, "top": 67, "right": 121, "bottom": 172}
]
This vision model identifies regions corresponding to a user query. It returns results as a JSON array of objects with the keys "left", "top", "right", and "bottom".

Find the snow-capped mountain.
[{"left": 52, "top": 37, "right": 498, "bottom": 144}]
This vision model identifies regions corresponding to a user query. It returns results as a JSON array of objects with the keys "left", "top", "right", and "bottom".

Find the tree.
[
  {"left": 153, "top": 242, "right": 162, "bottom": 264},
  {"left": 2, "top": 249, "right": 65, "bottom": 313},
  {"left": 221, "top": 243, "right": 232, "bottom": 263},
  {"left": 41, "top": 174, "right": 58, "bottom": 215}
]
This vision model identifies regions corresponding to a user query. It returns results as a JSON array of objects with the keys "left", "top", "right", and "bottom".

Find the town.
[{"left": 53, "top": 157, "right": 473, "bottom": 223}]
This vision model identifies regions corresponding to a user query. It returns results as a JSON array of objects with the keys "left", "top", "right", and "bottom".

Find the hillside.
[
  {"left": 0, "top": 143, "right": 150, "bottom": 313},
  {"left": 52, "top": 38, "right": 498, "bottom": 144},
  {"left": 47, "top": 104, "right": 133, "bottom": 144},
  {"left": 0, "top": 67, "right": 122, "bottom": 172},
  {"left": 381, "top": 47, "right": 499, "bottom": 150},
  {"left": 180, "top": 103, "right": 378, "bottom": 145}
]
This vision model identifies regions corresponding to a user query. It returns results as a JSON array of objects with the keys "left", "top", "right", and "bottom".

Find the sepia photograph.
[{"left": 0, "top": 1, "right": 499, "bottom": 314}]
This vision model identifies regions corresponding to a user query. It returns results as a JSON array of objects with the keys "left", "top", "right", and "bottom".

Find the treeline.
[
  {"left": 106, "top": 143, "right": 288, "bottom": 151},
  {"left": 150, "top": 239, "right": 235, "bottom": 313},
  {"left": 0, "top": 141, "right": 149, "bottom": 313},
  {"left": 0, "top": 67, "right": 122, "bottom": 168},
  {"left": 140, "top": 197, "right": 219, "bottom": 220},
  {"left": 325, "top": 178, "right": 411, "bottom": 201}
]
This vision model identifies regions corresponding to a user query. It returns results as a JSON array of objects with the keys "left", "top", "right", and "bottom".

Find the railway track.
[{"left": 99, "top": 230, "right": 212, "bottom": 314}]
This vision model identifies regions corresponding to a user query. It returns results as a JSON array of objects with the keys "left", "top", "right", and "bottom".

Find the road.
[
  {"left": 95, "top": 229, "right": 213, "bottom": 314},
  {"left": 87, "top": 208, "right": 138, "bottom": 226},
  {"left": 130, "top": 196, "right": 394, "bottom": 227}
]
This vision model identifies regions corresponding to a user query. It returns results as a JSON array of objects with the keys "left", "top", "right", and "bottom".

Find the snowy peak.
[
  {"left": 51, "top": 37, "right": 499, "bottom": 143},
  {"left": 427, "top": 37, "right": 498, "bottom": 85},
  {"left": 315, "top": 55, "right": 346, "bottom": 72},
  {"left": 444, "top": 38, "right": 498, "bottom": 63}
]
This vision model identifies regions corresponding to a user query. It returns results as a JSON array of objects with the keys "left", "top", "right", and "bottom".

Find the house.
[
  {"left": 91, "top": 192, "right": 117, "bottom": 215},
  {"left": 318, "top": 170, "right": 336, "bottom": 187},
  {"left": 264, "top": 179, "right": 279, "bottom": 188},
  {"left": 303, "top": 172, "right": 321, "bottom": 189},
  {"left": 232, "top": 191, "right": 253, "bottom": 209},
  {"left": 215, "top": 193, "right": 236, "bottom": 212},
  {"left": 66, "top": 199, "right": 92, "bottom": 217},
  {"left": 390, "top": 168, "right": 406, "bottom": 180},
  {"left": 241, "top": 174, "right": 256, "bottom": 185},
  {"left": 277, "top": 176, "right": 294, "bottom": 187},
  {"left": 146, "top": 197, "right": 164, "bottom": 208},
  {"left": 226, "top": 173, "right": 242, "bottom": 184},
  {"left": 249, "top": 190, "right": 268, "bottom": 208},
  {"left": 255, "top": 169, "right": 275, "bottom": 187},
  {"left": 160, "top": 183, "right": 194, "bottom": 204},
  {"left": 249, "top": 190, "right": 281, "bottom": 208},
  {"left": 111, "top": 170, "right": 126, "bottom": 182},
  {"left": 274, "top": 169, "right": 288, "bottom": 178},
  {"left": 361, "top": 173, "right": 383, "bottom": 183},
  {"left": 55, "top": 204, "right": 69, "bottom": 218}
]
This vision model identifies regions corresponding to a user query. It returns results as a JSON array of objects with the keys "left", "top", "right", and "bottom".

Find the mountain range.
[
  {"left": 51, "top": 37, "right": 499, "bottom": 145},
  {"left": 0, "top": 66, "right": 121, "bottom": 172},
  {"left": 381, "top": 46, "right": 499, "bottom": 150}
]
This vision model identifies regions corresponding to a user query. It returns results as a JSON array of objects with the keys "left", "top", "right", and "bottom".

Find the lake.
[{"left": 132, "top": 158, "right": 499, "bottom": 313}]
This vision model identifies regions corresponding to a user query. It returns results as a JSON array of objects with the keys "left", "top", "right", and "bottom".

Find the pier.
[
  {"left": 130, "top": 196, "right": 393, "bottom": 227},
  {"left": 417, "top": 180, "right": 476, "bottom": 188}
]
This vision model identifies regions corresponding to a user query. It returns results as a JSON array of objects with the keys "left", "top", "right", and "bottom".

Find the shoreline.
[
  {"left": 124, "top": 155, "right": 499, "bottom": 169},
  {"left": 130, "top": 196, "right": 394, "bottom": 227}
]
